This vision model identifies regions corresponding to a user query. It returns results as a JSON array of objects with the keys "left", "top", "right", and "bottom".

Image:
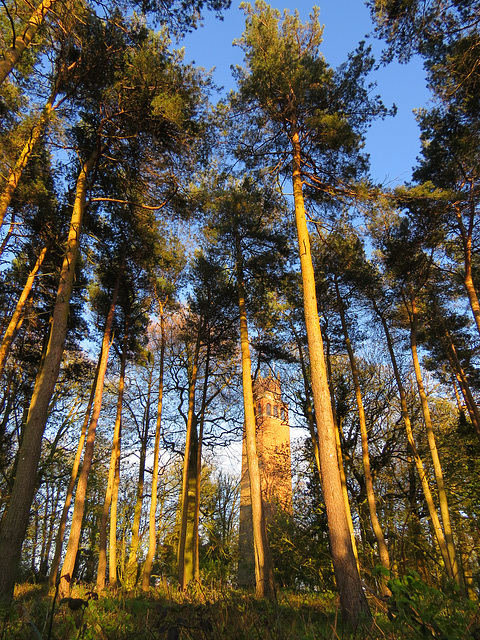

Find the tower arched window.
[
  {"left": 273, "top": 405, "right": 278, "bottom": 418},
  {"left": 280, "top": 407, "right": 286, "bottom": 421},
  {"left": 266, "top": 403, "right": 271, "bottom": 416},
  {"left": 257, "top": 403, "right": 262, "bottom": 416}
]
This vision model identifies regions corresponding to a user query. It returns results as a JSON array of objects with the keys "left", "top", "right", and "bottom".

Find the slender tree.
[
  {"left": 96, "top": 308, "right": 129, "bottom": 592},
  {"left": 177, "top": 315, "right": 202, "bottom": 589},
  {"left": 0, "top": 12, "right": 212, "bottom": 594},
  {"left": 141, "top": 311, "right": 165, "bottom": 590},
  {"left": 332, "top": 271, "right": 391, "bottom": 592},
  {"left": 231, "top": 2, "right": 386, "bottom": 621},
  {"left": 59, "top": 259, "right": 124, "bottom": 598},
  {"left": 235, "top": 229, "right": 275, "bottom": 598},
  {"left": 0, "top": 147, "right": 98, "bottom": 597},
  {"left": 407, "top": 290, "right": 460, "bottom": 584},
  {"left": 48, "top": 362, "right": 99, "bottom": 586}
]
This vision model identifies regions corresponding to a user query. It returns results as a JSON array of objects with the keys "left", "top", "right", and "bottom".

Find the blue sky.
[{"left": 180, "top": 0, "right": 431, "bottom": 187}]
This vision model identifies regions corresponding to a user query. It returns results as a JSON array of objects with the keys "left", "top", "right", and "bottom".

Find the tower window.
[
  {"left": 266, "top": 403, "right": 271, "bottom": 416},
  {"left": 273, "top": 405, "right": 278, "bottom": 417},
  {"left": 257, "top": 403, "right": 262, "bottom": 416},
  {"left": 280, "top": 407, "right": 286, "bottom": 421}
]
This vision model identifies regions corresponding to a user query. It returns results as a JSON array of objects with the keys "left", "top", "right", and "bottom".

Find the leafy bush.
[{"left": 385, "top": 570, "right": 479, "bottom": 639}]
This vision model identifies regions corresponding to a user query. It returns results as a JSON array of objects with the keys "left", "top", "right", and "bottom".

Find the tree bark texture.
[
  {"left": 142, "top": 311, "right": 165, "bottom": 590},
  {"left": 97, "top": 309, "right": 128, "bottom": 591},
  {"left": 48, "top": 362, "right": 99, "bottom": 587},
  {"left": 0, "top": 245, "right": 48, "bottom": 378},
  {"left": 0, "top": 150, "right": 97, "bottom": 598},
  {"left": 59, "top": 263, "right": 122, "bottom": 598},
  {"left": 0, "top": 0, "right": 59, "bottom": 85},
  {"left": 193, "top": 336, "right": 210, "bottom": 581},
  {"left": 236, "top": 231, "right": 275, "bottom": 599},
  {"left": 324, "top": 331, "right": 360, "bottom": 570},
  {"left": 124, "top": 365, "right": 152, "bottom": 588},
  {"left": 177, "top": 328, "right": 201, "bottom": 590},
  {"left": 290, "top": 130, "right": 369, "bottom": 626},
  {"left": 408, "top": 292, "right": 459, "bottom": 584},
  {"left": 334, "top": 275, "right": 390, "bottom": 591},
  {"left": 373, "top": 298, "right": 454, "bottom": 582}
]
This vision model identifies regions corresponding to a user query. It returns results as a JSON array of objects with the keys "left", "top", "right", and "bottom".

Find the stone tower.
[{"left": 237, "top": 374, "right": 292, "bottom": 587}]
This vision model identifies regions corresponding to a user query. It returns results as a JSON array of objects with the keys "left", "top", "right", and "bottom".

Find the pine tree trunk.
[
  {"left": 0, "top": 245, "right": 48, "bottom": 378},
  {"left": 334, "top": 276, "right": 390, "bottom": 592},
  {"left": 97, "top": 306, "right": 128, "bottom": 592},
  {"left": 290, "top": 130, "right": 369, "bottom": 625},
  {"left": 433, "top": 299, "right": 480, "bottom": 439},
  {"left": 40, "top": 485, "right": 60, "bottom": 579},
  {"left": 142, "top": 311, "right": 165, "bottom": 590},
  {"left": 324, "top": 330, "right": 360, "bottom": 569},
  {"left": 48, "top": 362, "right": 99, "bottom": 587},
  {"left": 455, "top": 198, "right": 480, "bottom": 340},
  {"left": 0, "top": 150, "right": 98, "bottom": 598},
  {"left": 236, "top": 231, "right": 275, "bottom": 599},
  {"left": 408, "top": 292, "right": 459, "bottom": 584},
  {"left": 108, "top": 400, "right": 123, "bottom": 589},
  {"left": 0, "top": 0, "right": 59, "bottom": 85},
  {"left": 58, "top": 265, "right": 122, "bottom": 598},
  {"left": 0, "top": 87, "right": 58, "bottom": 231},
  {"left": 291, "top": 322, "right": 322, "bottom": 476},
  {"left": 184, "top": 428, "right": 198, "bottom": 585},
  {"left": 0, "top": 215, "right": 15, "bottom": 260},
  {"left": 177, "top": 329, "right": 201, "bottom": 590},
  {"left": 193, "top": 337, "right": 211, "bottom": 581},
  {"left": 373, "top": 298, "right": 454, "bottom": 581},
  {"left": 125, "top": 376, "right": 151, "bottom": 589},
  {"left": 297, "top": 320, "right": 359, "bottom": 568}
]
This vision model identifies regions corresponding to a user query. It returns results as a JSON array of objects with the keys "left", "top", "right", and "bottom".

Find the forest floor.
[{"left": 1, "top": 578, "right": 479, "bottom": 639}]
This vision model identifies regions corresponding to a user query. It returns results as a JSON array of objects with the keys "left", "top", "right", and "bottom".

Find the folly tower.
[{"left": 238, "top": 374, "right": 292, "bottom": 587}]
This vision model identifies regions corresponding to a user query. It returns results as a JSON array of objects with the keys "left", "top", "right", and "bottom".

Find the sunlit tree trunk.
[
  {"left": 454, "top": 197, "right": 480, "bottom": 340},
  {"left": 334, "top": 275, "right": 390, "bottom": 593},
  {"left": 408, "top": 291, "right": 459, "bottom": 584},
  {"left": 184, "top": 424, "right": 198, "bottom": 584},
  {"left": 295, "top": 318, "right": 359, "bottom": 569},
  {"left": 193, "top": 335, "right": 211, "bottom": 580},
  {"left": 290, "top": 129, "right": 369, "bottom": 624},
  {"left": 0, "top": 0, "right": 59, "bottom": 85},
  {"left": 48, "top": 362, "right": 99, "bottom": 587},
  {"left": 317, "top": 335, "right": 360, "bottom": 573},
  {"left": 0, "top": 245, "right": 48, "bottom": 378},
  {"left": 109, "top": 411, "right": 122, "bottom": 590},
  {"left": 290, "top": 322, "right": 321, "bottom": 474},
  {"left": 236, "top": 231, "right": 275, "bottom": 599},
  {"left": 142, "top": 311, "right": 165, "bottom": 590},
  {"left": 433, "top": 299, "right": 480, "bottom": 439},
  {"left": 125, "top": 363, "right": 153, "bottom": 588},
  {"left": 177, "top": 328, "right": 201, "bottom": 589},
  {"left": 59, "top": 264, "right": 122, "bottom": 598},
  {"left": 0, "top": 149, "right": 98, "bottom": 598},
  {"left": 372, "top": 298, "right": 454, "bottom": 581},
  {"left": 97, "top": 309, "right": 128, "bottom": 592},
  {"left": 0, "top": 75, "right": 62, "bottom": 233},
  {"left": 324, "top": 328, "right": 360, "bottom": 570}
]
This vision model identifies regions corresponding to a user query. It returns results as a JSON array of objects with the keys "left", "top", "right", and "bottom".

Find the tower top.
[{"left": 254, "top": 374, "right": 281, "bottom": 399}]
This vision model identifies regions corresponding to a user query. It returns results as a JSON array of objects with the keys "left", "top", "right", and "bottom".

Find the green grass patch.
[{"left": 0, "top": 578, "right": 478, "bottom": 639}]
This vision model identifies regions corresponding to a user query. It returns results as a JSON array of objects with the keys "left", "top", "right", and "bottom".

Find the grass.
[{"left": 0, "top": 578, "right": 479, "bottom": 639}]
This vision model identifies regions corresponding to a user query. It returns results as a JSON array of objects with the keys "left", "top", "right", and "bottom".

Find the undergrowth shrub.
[
  {"left": 0, "top": 577, "right": 478, "bottom": 639},
  {"left": 383, "top": 570, "right": 480, "bottom": 639}
]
